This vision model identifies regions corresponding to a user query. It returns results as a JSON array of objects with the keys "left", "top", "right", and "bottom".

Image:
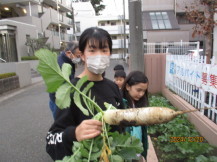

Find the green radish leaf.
[
  {"left": 90, "top": 96, "right": 96, "bottom": 114},
  {"left": 82, "top": 82, "right": 94, "bottom": 115},
  {"left": 35, "top": 49, "right": 65, "bottom": 93},
  {"left": 109, "top": 132, "right": 143, "bottom": 160},
  {"left": 80, "top": 147, "right": 89, "bottom": 158},
  {"left": 61, "top": 63, "right": 72, "bottom": 82},
  {"left": 55, "top": 156, "right": 71, "bottom": 162},
  {"left": 109, "top": 155, "right": 124, "bottom": 162},
  {"left": 73, "top": 92, "right": 89, "bottom": 116},
  {"left": 104, "top": 102, "right": 117, "bottom": 110},
  {"left": 76, "top": 75, "right": 88, "bottom": 88},
  {"left": 73, "top": 76, "right": 89, "bottom": 116},
  {"left": 56, "top": 83, "right": 72, "bottom": 109}
]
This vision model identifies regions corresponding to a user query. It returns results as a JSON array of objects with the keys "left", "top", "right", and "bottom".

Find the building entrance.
[{"left": 0, "top": 29, "right": 18, "bottom": 62}]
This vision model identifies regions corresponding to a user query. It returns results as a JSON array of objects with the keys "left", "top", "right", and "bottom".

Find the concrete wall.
[
  {"left": 179, "top": 24, "right": 204, "bottom": 42},
  {"left": 9, "top": 16, "right": 42, "bottom": 32},
  {"left": 21, "top": 60, "right": 39, "bottom": 71},
  {"left": 144, "top": 54, "right": 166, "bottom": 94},
  {"left": 141, "top": 0, "right": 205, "bottom": 12},
  {"left": 176, "top": 0, "right": 206, "bottom": 12},
  {"left": 0, "top": 76, "right": 19, "bottom": 94},
  {"left": 0, "top": 62, "right": 31, "bottom": 87},
  {"left": 141, "top": 0, "right": 174, "bottom": 11},
  {"left": 147, "top": 30, "right": 189, "bottom": 42}
]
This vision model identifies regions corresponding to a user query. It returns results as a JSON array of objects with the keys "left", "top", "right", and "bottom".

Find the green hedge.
[
  {"left": 21, "top": 56, "right": 38, "bottom": 60},
  {"left": 0, "top": 72, "right": 16, "bottom": 79}
]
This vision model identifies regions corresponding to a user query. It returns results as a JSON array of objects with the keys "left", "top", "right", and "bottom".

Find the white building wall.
[
  {"left": 79, "top": 16, "right": 98, "bottom": 32},
  {"left": 70, "top": 1, "right": 97, "bottom": 36}
]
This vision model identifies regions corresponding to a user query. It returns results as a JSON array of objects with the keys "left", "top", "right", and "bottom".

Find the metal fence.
[
  {"left": 144, "top": 41, "right": 200, "bottom": 55},
  {"left": 165, "top": 54, "right": 217, "bottom": 124}
]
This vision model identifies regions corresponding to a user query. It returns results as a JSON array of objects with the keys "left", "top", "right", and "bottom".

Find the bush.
[
  {"left": 148, "top": 95, "right": 217, "bottom": 162},
  {"left": 0, "top": 72, "right": 16, "bottom": 79},
  {"left": 21, "top": 56, "right": 39, "bottom": 60}
]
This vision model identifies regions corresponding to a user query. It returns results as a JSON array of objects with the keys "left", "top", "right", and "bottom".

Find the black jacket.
[
  {"left": 58, "top": 51, "right": 75, "bottom": 80},
  {"left": 46, "top": 77, "right": 124, "bottom": 161}
]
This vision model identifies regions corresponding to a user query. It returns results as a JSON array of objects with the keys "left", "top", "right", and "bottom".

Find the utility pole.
[
  {"left": 56, "top": 0, "right": 61, "bottom": 45},
  {"left": 71, "top": 0, "right": 77, "bottom": 40},
  {"left": 128, "top": 0, "right": 144, "bottom": 72},
  {"left": 123, "top": 0, "right": 126, "bottom": 60}
]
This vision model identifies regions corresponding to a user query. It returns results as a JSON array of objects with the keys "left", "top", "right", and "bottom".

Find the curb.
[{"left": 147, "top": 136, "right": 158, "bottom": 162}]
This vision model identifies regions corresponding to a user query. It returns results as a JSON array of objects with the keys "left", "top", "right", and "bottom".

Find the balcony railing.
[
  {"left": 99, "top": 25, "right": 129, "bottom": 35},
  {"left": 112, "top": 39, "right": 129, "bottom": 49}
]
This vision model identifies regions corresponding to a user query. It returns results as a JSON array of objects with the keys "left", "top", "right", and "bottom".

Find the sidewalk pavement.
[{"left": 0, "top": 75, "right": 158, "bottom": 162}]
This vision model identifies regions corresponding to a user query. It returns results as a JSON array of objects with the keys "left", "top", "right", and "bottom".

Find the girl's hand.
[{"left": 75, "top": 119, "right": 102, "bottom": 141}]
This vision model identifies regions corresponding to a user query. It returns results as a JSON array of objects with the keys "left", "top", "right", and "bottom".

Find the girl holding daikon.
[{"left": 46, "top": 27, "right": 124, "bottom": 161}]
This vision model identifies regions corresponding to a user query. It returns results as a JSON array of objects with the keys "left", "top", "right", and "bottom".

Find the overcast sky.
[{"left": 100, "top": 0, "right": 128, "bottom": 16}]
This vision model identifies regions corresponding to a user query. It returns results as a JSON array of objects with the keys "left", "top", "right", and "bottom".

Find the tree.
[
  {"left": 25, "top": 37, "right": 50, "bottom": 56},
  {"left": 185, "top": 0, "right": 217, "bottom": 62},
  {"left": 72, "top": 0, "right": 105, "bottom": 15},
  {"left": 90, "top": 0, "right": 105, "bottom": 15}
]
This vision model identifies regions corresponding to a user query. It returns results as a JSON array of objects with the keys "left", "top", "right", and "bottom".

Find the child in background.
[
  {"left": 121, "top": 71, "right": 149, "bottom": 161},
  {"left": 114, "top": 70, "right": 126, "bottom": 89},
  {"left": 113, "top": 64, "right": 124, "bottom": 72}
]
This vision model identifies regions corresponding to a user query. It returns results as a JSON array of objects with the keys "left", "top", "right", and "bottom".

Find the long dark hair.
[{"left": 122, "top": 71, "right": 149, "bottom": 108}]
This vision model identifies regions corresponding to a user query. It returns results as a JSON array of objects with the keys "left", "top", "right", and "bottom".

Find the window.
[
  {"left": 101, "top": 23, "right": 105, "bottom": 26},
  {"left": 176, "top": 13, "right": 195, "bottom": 24},
  {"left": 149, "top": 12, "right": 172, "bottom": 29},
  {"left": 155, "top": 44, "right": 161, "bottom": 53},
  {"left": 111, "top": 36, "right": 117, "bottom": 39}
]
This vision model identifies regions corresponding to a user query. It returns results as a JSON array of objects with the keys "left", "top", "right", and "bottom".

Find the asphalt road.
[
  {"left": 0, "top": 59, "right": 128, "bottom": 162},
  {"left": 0, "top": 82, "right": 53, "bottom": 162}
]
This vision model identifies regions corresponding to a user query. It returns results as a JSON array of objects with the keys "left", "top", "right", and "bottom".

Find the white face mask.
[
  {"left": 86, "top": 55, "right": 110, "bottom": 74},
  {"left": 71, "top": 58, "right": 81, "bottom": 64}
]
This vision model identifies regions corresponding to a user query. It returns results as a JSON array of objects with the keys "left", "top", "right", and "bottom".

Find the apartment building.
[
  {"left": 141, "top": 0, "right": 205, "bottom": 48},
  {"left": 98, "top": 15, "right": 129, "bottom": 58},
  {"left": 72, "top": 1, "right": 129, "bottom": 59},
  {"left": 0, "top": 0, "right": 74, "bottom": 62}
]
